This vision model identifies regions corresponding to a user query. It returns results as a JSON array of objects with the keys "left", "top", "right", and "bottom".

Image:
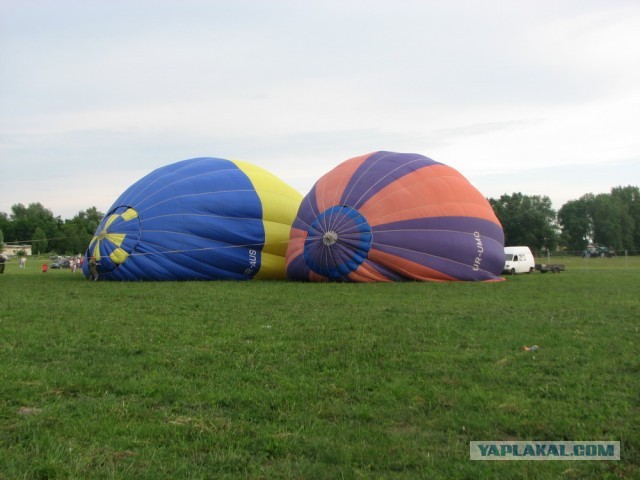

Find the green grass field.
[{"left": 1, "top": 256, "right": 638, "bottom": 479}]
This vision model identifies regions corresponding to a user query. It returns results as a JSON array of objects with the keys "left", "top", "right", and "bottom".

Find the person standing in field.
[
  {"left": 19, "top": 257, "right": 26, "bottom": 268},
  {"left": 88, "top": 256, "right": 99, "bottom": 281},
  {"left": 0, "top": 254, "right": 6, "bottom": 274}
]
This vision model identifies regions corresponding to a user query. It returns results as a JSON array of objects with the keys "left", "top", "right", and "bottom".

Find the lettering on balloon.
[
  {"left": 472, "top": 231, "right": 484, "bottom": 271},
  {"left": 244, "top": 249, "right": 258, "bottom": 276}
]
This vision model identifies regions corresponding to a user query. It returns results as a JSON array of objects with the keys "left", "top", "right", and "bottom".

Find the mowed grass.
[{"left": 0, "top": 257, "right": 638, "bottom": 479}]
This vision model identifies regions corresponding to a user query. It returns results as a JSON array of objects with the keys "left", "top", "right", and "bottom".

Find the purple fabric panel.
[
  {"left": 374, "top": 216, "right": 504, "bottom": 243},
  {"left": 372, "top": 243, "right": 501, "bottom": 280},
  {"left": 340, "top": 152, "right": 440, "bottom": 208},
  {"left": 287, "top": 254, "right": 316, "bottom": 281},
  {"left": 371, "top": 216, "right": 505, "bottom": 279},
  {"left": 373, "top": 232, "right": 504, "bottom": 277},
  {"left": 292, "top": 184, "right": 319, "bottom": 231}
]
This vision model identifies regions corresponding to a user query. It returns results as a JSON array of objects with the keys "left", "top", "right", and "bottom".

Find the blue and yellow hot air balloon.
[
  {"left": 82, "top": 157, "right": 302, "bottom": 281},
  {"left": 286, "top": 151, "right": 505, "bottom": 282}
]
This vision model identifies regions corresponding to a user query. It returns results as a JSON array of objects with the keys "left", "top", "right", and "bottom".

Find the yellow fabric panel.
[
  {"left": 231, "top": 160, "right": 302, "bottom": 225},
  {"left": 121, "top": 208, "right": 138, "bottom": 221},
  {"left": 253, "top": 252, "right": 287, "bottom": 280},
  {"left": 92, "top": 242, "right": 101, "bottom": 261},
  {"left": 255, "top": 189, "right": 302, "bottom": 226},
  {"left": 105, "top": 233, "right": 126, "bottom": 248},
  {"left": 109, "top": 248, "right": 129, "bottom": 264},
  {"left": 231, "top": 159, "right": 302, "bottom": 278},
  {"left": 261, "top": 221, "right": 293, "bottom": 257},
  {"left": 104, "top": 213, "right": 120, "bottom": 229}
]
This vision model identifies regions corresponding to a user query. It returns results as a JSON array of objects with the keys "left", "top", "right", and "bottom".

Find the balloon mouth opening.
[
  {"left": 85, "top": 205, "right": 140, "bottom": 275},
  {"left": 303, "top": 205, "right": 373, "bottom": 280}
]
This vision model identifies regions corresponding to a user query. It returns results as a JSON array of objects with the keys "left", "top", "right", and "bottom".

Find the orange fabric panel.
[
  {"left": 347, "top": 261, "right": 393, "bottom": 282},
  {"left": 285, "top": 228, "right": 307, "bottom": 268},
  {"left": 309, "top": 271, "right": 327, "bottom": 282},
  {"left": 314, "top": 153, "right": 373, "bottom": 213},
  {"left": 360, "top": 164, "right": 500, "bottom": 227},
  {"left": 369, "top": 249, "right": 457, "bottom": 282}
]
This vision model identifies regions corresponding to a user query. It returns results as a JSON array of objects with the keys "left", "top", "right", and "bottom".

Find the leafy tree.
[
  {"left": 76, "top": 207, "right": 104, "bottom": 234},
  {"left": 8, "top": 203, "right": 62, "bottom": 246},
  {"left": 557, "top": 186, "right": 639, "bottom": 253},
  {"left": 558, "top": 195, "right": 593, "bottom": 252},
  {"left": 59, "top": 222, "right": 89, "bottom": 255},
  {"left": 44, "top": 207, "right": 104, "bottom": 254},
  {"left": 489, "top": 193, "right": 558, "bottom": 251},
  {"left": 589, "top": 193, "right": 633, "bottom": 251},
  {"left": 32, "top": 227, "right": 48, "bottom": 255},
  {"left": 610, "top": 186, "right": 639, "bottom": 251},
  {"left": 0, "top": 212, "right": 8, "bottom": 248}
]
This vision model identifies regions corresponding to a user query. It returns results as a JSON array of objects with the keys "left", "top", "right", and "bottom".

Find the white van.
[{"left": 503, "top": 246, "right": 535, "bottom": 275}]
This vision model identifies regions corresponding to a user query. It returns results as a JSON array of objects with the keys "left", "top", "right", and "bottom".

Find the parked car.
[
  {"left": 50, "top": 258, "right": 71, "bottom": 269},
  {"left": 582, "top": 244, "right": 615, "bottom": 257}
]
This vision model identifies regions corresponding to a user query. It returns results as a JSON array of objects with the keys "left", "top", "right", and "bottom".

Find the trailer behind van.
[{"left": 535, "top": 263, "right": 566, "bottom": 273}]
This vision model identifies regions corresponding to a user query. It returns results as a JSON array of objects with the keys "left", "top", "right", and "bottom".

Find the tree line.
[
  {"left": 1, "top": 184, "right": 639, "bottom": 256},
  {"left": 488, "top": 185, "right": 639, "bottom": 253},
  {"left": 0, "top": 204, "right": 103, "bottom": 256}
]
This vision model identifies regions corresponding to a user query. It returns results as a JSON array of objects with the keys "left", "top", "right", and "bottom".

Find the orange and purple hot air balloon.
[{"left": 286, "top": 151, "right": 505, "bottom": 282}]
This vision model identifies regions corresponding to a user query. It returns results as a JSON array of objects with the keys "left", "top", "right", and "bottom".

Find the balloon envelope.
[
  {"left": 286, "top": 151, "right": 505, "bottom": 282},
  {"left": 83, "top": 157, "right": 302, "bottom": 281}
]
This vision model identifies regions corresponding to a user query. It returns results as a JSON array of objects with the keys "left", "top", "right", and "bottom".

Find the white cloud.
[{"left": 1, "top": 0, "right": 639, "bottom": 219}]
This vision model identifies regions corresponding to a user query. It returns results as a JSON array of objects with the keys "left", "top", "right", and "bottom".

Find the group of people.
[
  {"left": 68, "top": 256, "right": 82, "bottom": 273},
  {"left": 0, "top": 254, "right": 100, "bottom": 280}
]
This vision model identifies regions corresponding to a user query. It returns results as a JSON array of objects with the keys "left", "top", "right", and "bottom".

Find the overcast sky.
[{"left": 1, "top": 0, "right": 639, "bottom": 220}]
